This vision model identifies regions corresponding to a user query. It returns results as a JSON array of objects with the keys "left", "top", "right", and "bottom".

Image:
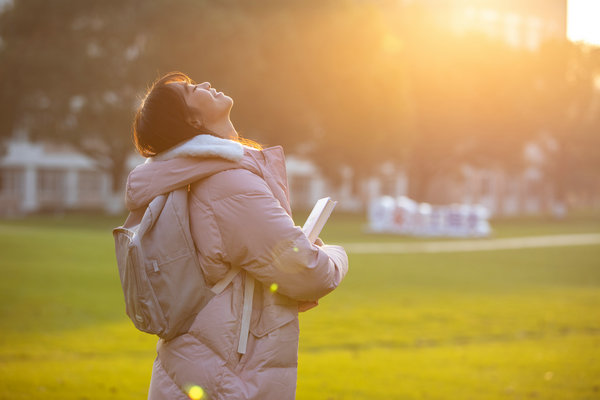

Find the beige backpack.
[{"left": 113, "top": 188, "right": 237, "bottom": 341}]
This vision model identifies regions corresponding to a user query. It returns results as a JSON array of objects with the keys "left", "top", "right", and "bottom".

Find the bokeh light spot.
[
  {"left": 188, "top": 385, "right": 204, "bottom": 400},
  {"left": 293, "top": 246, "right": 299, "bottom": 252},
  {"left": 270, "top": 283, "right": 278, "bottom": 293}
]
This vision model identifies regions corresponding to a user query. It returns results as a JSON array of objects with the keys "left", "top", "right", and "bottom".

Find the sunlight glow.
[
  {"left": 381, "top": 33, "right": 403, "bottom": 55},
  {"left": 567, "top": 0, "right": 600, "bottom": 45}
]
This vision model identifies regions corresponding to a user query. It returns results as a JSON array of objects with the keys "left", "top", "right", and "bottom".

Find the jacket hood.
[{"left": 126, "top": 135, "right": 247, "bottom": 210}]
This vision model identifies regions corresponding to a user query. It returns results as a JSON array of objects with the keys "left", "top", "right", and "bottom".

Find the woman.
[{"left": 127, "top": 72, "right": 349, "bottom": 400}]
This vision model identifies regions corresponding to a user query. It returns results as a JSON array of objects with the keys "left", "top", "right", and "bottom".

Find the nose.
[{"left": 199, "top": 82, "right": 211, "bottom": 89}]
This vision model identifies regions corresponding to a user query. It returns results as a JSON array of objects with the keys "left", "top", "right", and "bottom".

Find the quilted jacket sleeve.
[{"left": 206, "top": 169, "right": 348, "bottom": 302}]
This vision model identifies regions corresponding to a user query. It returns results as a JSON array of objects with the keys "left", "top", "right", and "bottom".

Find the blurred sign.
[{"left": 368, "top": 196, "right": 491, "bottom": 237}]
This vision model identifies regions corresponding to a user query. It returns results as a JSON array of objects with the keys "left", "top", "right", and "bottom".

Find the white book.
[{"left": 302, "top": 197, "right": 337, "bottom": 243}]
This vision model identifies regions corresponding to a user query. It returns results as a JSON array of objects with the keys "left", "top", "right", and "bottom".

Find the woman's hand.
[{"left": 298, "top": 237, "right": 324, "bottom": 312}]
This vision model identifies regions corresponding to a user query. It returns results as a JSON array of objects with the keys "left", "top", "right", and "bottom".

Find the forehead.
[{"left": 167, "top": 81, "right": 190, "bottom": 94}]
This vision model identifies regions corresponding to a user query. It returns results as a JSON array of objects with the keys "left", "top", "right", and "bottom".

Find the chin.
[{"left": 224, "top": 97, "right": 234, "bottom": 111}]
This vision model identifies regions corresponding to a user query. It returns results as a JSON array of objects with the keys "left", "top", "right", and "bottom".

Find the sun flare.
[{"left": 567, "top": 0, "right": 600, "bottom": 45}]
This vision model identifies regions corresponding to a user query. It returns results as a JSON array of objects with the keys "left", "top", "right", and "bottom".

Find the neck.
[{"left": 205, "top": 118, "right": 238, "bottom": 140}]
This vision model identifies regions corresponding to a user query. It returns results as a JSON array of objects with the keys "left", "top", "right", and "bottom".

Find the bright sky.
[{"left": 567, "top": 0, "right": 600, "bottom": 45}]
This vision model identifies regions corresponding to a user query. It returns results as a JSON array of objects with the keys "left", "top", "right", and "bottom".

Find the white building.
[
  {"left": 0, "top": 138, "right": 559, "bottom": 217},
  {"left": 0, "top": 140, "right": 115, "bottom": 215},
  {"left": 439, "top": 163, "right": 555, "bottom": 217},
  {"left": 0, "top": 139, "right": 409, "bottom": 215},
  {"left": 286, "top": 156, "right": 411, "bottom": 212},
  {"left": 287, "top": 155, "right": 556, "bottom": 217}
]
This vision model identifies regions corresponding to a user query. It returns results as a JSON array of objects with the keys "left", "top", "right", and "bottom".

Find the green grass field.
[{"left": 0, "top": 212, "right": 599, "bottom": 399}]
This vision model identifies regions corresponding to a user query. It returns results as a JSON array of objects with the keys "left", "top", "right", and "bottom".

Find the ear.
[{"left": 188, "top": 118, "right": 203, "bottom": 129}]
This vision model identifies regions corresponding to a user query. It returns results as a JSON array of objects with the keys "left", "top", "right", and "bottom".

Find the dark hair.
[
  {"left": 132, "top": 71, "right": 213, "bottom": 157},
  {"left": 133, "top": 71, "right": 262, "bottom": 156}
]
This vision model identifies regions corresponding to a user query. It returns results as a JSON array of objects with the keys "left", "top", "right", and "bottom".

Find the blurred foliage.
[
  {"left": 0, "top": 0, "right": 156, "bottom": 191},
  {"left": 534, "top": 40, "right": 600, "bottom": 203},
  {"left": 0, "top": 0, "right": 598, "bottom": 201}
]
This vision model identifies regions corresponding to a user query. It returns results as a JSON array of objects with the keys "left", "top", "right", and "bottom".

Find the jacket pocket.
[
  {"left": 247, "top": 303, "right": 299, "bottom": 369},
  {"left": 250, "top": 303, "right": 297, "bottom": 339}
]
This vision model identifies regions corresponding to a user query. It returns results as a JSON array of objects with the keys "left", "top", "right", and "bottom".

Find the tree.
[
  {"left": 0, "top": 0, "right": 413, "bottom": 206},
  {"left": 534, "top": 40, "right": 600, "bottom": 207},
  {"left": 398, "top": 9, "right": 539, "bottom": 202},
  {"left": 289, "top": 2, "right": 410, "bottom": 187},
  {"left": 0, "top": 0, "right": 159, "bottom": 210}
]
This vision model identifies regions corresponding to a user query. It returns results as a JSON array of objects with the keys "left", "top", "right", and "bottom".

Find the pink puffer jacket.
[{"left": 125, "top": 136, "right": 348, "bottom": 400}]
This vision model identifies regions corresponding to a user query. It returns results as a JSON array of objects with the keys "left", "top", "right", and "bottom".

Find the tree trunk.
[{"left": 105, "top": 154, "right": 129, "bottom": 215}]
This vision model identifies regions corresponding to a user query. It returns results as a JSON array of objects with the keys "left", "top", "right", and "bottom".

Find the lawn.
[{"left": 0, "top": 212, "right": 599, "bottom": 399}]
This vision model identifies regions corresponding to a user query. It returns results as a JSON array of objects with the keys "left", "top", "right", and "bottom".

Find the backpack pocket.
[{"left": 114, "top": 228, "right": 167, "bottom": 335}]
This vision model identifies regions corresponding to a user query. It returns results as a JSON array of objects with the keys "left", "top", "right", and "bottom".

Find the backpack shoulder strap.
[
  {"left": 209, "top": 265, "right": 252, "bottom": 354},
  {"left": 210, "top": 266, "right": 242, "bottom": 294},
  {"left": 137, "top": 194, "right": 168, "bottom": 238}
]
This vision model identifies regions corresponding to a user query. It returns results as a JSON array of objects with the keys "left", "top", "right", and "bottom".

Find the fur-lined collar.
[{"left": 146, "top": 134, "right": 244, "bottom": 163}]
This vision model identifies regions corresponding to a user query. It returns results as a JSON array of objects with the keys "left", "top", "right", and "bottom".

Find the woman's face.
[{"left": 169, "top": 81, "right": 234, "bottom": 128}]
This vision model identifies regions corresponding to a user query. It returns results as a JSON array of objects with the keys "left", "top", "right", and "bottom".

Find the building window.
[
  {"left": 0, "top": 168, "right": 24, "bottom": 196},
  {"left": 78, "top": 170, "right": 103, "bottom": 197},
  {"left": 38, "top": 169, "right": 66, "bottom": 202}
]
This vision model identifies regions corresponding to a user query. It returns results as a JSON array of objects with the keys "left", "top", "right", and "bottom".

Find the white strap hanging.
[
  {"left": 209, "top": 266, "right": 254, "bottom": 355},
  {"left": 237, "top": 274, "right": 254, "bottom": 354}
]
